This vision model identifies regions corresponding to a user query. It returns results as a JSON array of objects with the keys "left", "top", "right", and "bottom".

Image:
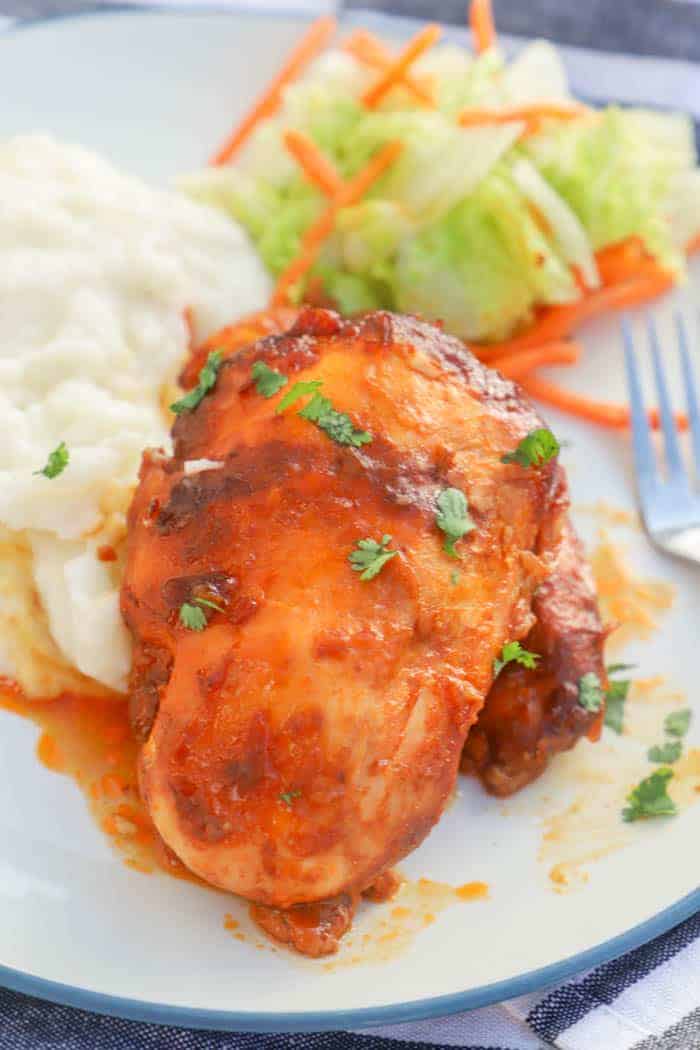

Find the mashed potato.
[{"left": 0, "top": 135, "right": 271, "bottom": 694}]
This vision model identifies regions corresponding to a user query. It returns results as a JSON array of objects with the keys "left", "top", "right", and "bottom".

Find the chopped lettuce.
[{"left": 180, "top": 36, "right": 700, "bottom": 342}]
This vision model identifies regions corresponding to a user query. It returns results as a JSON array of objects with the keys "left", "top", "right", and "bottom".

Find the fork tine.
[
  {"left": 647, "top": 315, "right": 687, "bottom": 483},
  {"left": 676, "top": 311, "right": 700, "bottom": 475},
  {"left": 622, "top": 317, "right": 657, "bottom": 492}
]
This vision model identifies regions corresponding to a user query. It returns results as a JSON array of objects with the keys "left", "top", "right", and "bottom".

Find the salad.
[{"left": 182, "top": 0, "right": 700, "bottom": 426}]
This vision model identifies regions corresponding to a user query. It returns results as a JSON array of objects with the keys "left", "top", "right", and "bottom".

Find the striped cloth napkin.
[{"left": 0, "top": 2, "right": 698, "bottom": 1047}]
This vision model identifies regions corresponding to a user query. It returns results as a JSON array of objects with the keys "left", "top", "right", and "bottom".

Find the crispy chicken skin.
[
  {"left": 461, "top": 470, "right": 607, "bottom": 795},
  {"left": 121, "top": 308, "right": 597, "bottom": 914}
]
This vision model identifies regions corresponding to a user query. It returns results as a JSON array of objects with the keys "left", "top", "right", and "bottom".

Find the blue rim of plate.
[{"left": 1, "top": 4, "right": 699, "bottom": 1033}]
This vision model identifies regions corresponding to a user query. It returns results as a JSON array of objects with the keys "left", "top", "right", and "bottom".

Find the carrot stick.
[
  {"left": 362, "top": 25, "right": 441, "bottom": 108},
  {"left": 272, "top": 141, "right": 403, "bottom": 306},
  {"left": 210, "top": 17, "right": 336, "bottom": 166},
  {"left": 595, "top": 236, "right": 647, "bottom": 286},
  {"left": 344, "top": 30, "right": 434, "bottom": 106},
  {"left": 284, "top": 130, "right": 343, "bottom": 197},
  {"left": 493, "top": 341, "right": 582, "bottom": 379},
  {"left": 458, "top": 101, "right": 590, "bottom": 129},
  {"left": 686, "top": 231, "right": 700, "bottom": 256},
  {"left": 520, "top": 374, "right": 688, "bottom": 431},
  {"left": 470, "top": 0, "right": 496, "bottom": 53},
  {"left": 476, "top": 269, "right": 674, "bottom": 361}
]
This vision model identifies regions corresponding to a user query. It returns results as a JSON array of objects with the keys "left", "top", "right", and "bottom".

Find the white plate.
[{"left": 0, "top": 6, "right": 698, "bottom": 1032}]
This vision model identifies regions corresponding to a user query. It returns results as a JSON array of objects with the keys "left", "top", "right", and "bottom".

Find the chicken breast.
[{"left": 121, "top": 308, "right": 599, "bottom": 926}]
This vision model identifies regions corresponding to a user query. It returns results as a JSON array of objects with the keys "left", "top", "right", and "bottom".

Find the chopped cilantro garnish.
[
  {"left": 349, "top": 534, "right": 398, "bottom": 581},
  {"left": 279, "top": 789, "right": 301, "bottom": 807},
  {"left": 606, "top": 662, "right": 636, "bottom": 676},
  {"left": 193, "top": 596, "right": 225, "bottom": 613},
  {"left": 171, "top": 350, "right": 223, "bottom": 414},
  {"left": 179, "top": 603, "right": 208, "bottom": 631},
  {"left": 34, "top": 441, "right": 69, "bottom": 479},
  {"left": 665, "top": 709, "right": 691, "bottom": 738},
  {"left": 178, "top": 595, "right": 224, "bottom": 630},
  {"left": 275, "top": 379, "right": 323, "bottom": 414},
  {"left": 648, "top": 740, "right": 683, "bottom": 764},
  {"left": 494, "top": 641, "right": 540, "bottom": 677},
  {"left": 299, "top": 392, "right": 372, "bottom": 448},
  {"left": 501, "top": 428, "right": 560, "bottom": 469},
  {"left": 450, "top": 570, "right": 460, "bottom": 586},
  {"left": 578, "top": 671, "right": 604, "bottom": 712},
  {"left": 604, "top": 665, "right": 633, "bottom": 735},
  {"left": 251, "top": 360, "right": 287, "bottom": 398},
  {"left": 622, "top": 767, "right": 677, "bottom": 822},
  {"left": 435, "top": 487, "right": 474, "bottom": 559}
]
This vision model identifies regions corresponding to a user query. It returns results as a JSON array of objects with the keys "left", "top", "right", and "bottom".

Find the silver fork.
[{"left": 622, "top": 313, "right": 700, "bottom": 563}]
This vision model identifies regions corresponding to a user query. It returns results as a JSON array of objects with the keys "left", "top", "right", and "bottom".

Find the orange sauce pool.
[{"left": 0, "top": 678, "right": 200, "bottom": 883}]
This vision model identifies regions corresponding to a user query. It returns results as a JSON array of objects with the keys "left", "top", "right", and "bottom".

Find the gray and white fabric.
[{"left": 0, "top": 1, "right": 698, "bottom": 1047}]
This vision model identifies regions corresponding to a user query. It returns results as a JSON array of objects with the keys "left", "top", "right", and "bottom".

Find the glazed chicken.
[{"left": 122, "top": 308, "right": 605, "bottom": 953}]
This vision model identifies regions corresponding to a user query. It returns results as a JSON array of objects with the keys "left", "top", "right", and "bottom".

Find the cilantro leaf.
[
  {"left": 606, "top": 663, "right": 636, "bottom": 676},
  {"left": 349, "top": 534, "right": 398, "bottom": 581},
  {"left": 604, "top": 667, "right": 632, "bottom": 735},
  {"left": 299, "top": 392, "right": 372, "bottom": 448},
  {"left": 193, "top": 596, "right": 225, "bottom": 613},
  {"left": 648, "top": 740, "right": 683, "bottom": 764},
  {"left": 502, "top": 428, "right": 560, "bottom": 469},
  {"left": 578, "top": 671, "right": 604, "bottom": 712},
  {"left": 279, "top": 789, "right": 301, "bottom": 807},
  {"left": 251, "top": 360, "right": 287, "bottom": 398},
  {"left": 179, "top": 603, "right": 208, "bottom": 631},
  {"left": 171, "top": 350, "right": 223, "bottom": 414},
  {"left": 450, "top": 570, "right": 460, "bottom": 586},
  {"left": 34, "top": 441, "right": 69, "bottom": 479},
  {"left": 494, "top": 641, "right": 540, "bottom": 677},
  {"left": 435, "top": 487, "right": 475, "bottom": 559},
  {"left": 665, "top": 709, "right": 691, "bottom": 738},
  {"left": 622, "top": 767, "right": 677, "bottom": 822},
  {"left": 275, "top": 379, "right": 323, "bottom": 413}
]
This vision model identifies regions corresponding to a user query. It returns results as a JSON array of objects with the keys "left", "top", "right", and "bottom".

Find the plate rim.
[{"left": 1, "top": 3, "right": 699, "bottom": 1033}]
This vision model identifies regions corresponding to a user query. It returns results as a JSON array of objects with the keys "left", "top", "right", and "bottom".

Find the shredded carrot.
[
  {"left": 344, "top": 30, "right": 434, "bottom": 106},
  {"left": 493, "top": 341, "right": 582, "bottom": 379},
  {"left": 470, "top": 0, "right": 496, "bottom": 53},
  {"left": 476, "top": 269, "right": 674, "bottom": 361},
  {"left": 520, "top": 374, "right": 689, "bottom": 432},
  {"left": 458, "top": 102, "right": 591, "bottom": 134},
  {"left": 210, "top": 17, "right": 336, "bottom": 166},
  {"left": 595, "top": 236, "right": 648, "bottom": 286},
  {"left": 362, "top": 25, "right": 441, "bottom": 108},
  {"left": 272, "top": 141, "right": 403, "bottom": 306},
  {"left": 686, "top": 231, "right": 700, "bottom": 256},
  {"left": 284, "top": 129, "right": 343, "bottom": 197}
]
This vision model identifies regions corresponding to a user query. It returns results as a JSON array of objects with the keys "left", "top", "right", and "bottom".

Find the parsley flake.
[
  {"left": 275, "top": 379, "right": 323, "bottom": 413},
  {"left": 502, "top": 428, "right": 560, "bottom": 469},
  {"left": 604, "top": 664, "right": 633, "bottom": 735},
  {"left": 622, "top": 767, "right": 677, "bottom": 822},
  {"left": 179, "top": 603, "right": 208, "bottom": 631},
  {"left": 178, "top": 595, "right": 224, "bottom": 631},
  {"left": 251, "top": 360, "right": 287, "bottom": 398},
  {"left": 450, "top": 570, "right": 460, "bottom": 586},
  {"left": 349, "top": 534, "right": 398, "bottom": 581},
  {"left": 648, "top": 740, "right": 683, "bottom": 764},
  {"left": 171, "top": 350, "right": 223, "bottom": 414},
  {"left": 34, "top": 441, "right": 69, "bottom": 479},
  {"left": 279, "top": 789, "right": 301, "bottom": 807},
  {"left": 299, "top": 392, "right": 372, "bottom": 448},
  {"left": 435, "top": 487, "right": 474, "bottom": 559},
  {"left": 494, "top": 641, "right": 540, "bottom": 677},
  {"left": 665, "top": 709, "right": 691, "bottom": 738},
  {"left": 276, "top": 380, "right": 372, "bottom": 447},
  {"left": 578, "top": 671, "right": 604, "bottom": 712}
]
